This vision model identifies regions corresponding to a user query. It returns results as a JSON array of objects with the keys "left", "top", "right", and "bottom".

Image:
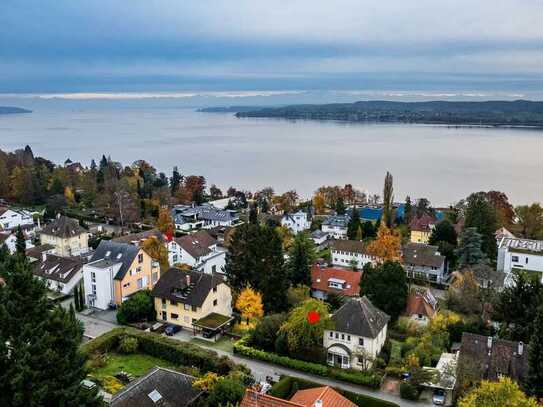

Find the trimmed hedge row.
[
  {"left": 270, "top": 376, "right": 399, "bottom": 407},
  {"left": 83, "top": 327, "right": 242, "bottom": 375},
  {"left": 233, "top": 339, "right": 382, "bottom": 389}
]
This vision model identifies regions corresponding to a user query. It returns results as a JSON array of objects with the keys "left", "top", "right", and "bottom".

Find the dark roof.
[
  {"left": 175, "top": 230, "right": 217, "bottom": 259},
  {"left": 151, "top": 268, "right": 224, "bottom": 307},
  {"left": 89, "top": 240, "right": 140, "bottom": 280},
  {"left": 113, "top": 229, "right": 164, "bottom": 245},
  {"left": 41, "top": 215, "right": 87, "bottom": 238},
  {"left": 332, "top": 296, "right": 390, "bottom": 338},
  {"left": 331, "top": 240, "right": 367, "bottom": 255},
  {"left": 458, "top": 332, "right": 529, "bottom": 383},
  {"left": 409, "top": 213, "right": 437, "bottom": 232},
  {"left": 110, "top": 367, "right": 202, "bottom": 407},
  {"left": 402, "top": 243, "right": 445, "bottom": 268},
  {"left": 32, "top": 254, "right": 83, "bottom": 283},
  {"left": 26, "top": 244, "right": 55, "bottom": 258},
  {"left": 322, "top": 215, "right": 349, "bottom": 228}
]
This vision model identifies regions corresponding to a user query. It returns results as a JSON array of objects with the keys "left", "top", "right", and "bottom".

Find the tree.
[
  {"left": 526, "top": 306, "right": 543, "bottom": 398},
  {"left": 64, "top": 186, "right": 76, "bottom": 206},
  {"left": 287, "top": 285, "right": 310, "bottom": 308},
  {"left": 209, "top": 184, "right": 223, "bottom": 200},
  {"left": 447, "top": 271, "right": 482, "bottom": 315},
  {"left": 360, "top": 261, "right": 408, "bottom": 320},
  {"left": 464, "top": 192, "right": 498, "bottom": 261},
  {"left": 347, "top": 206, "right": 361, "bottom": 240},
  {"left": 181, "top": 175, "right": 206, "bottom": 204},
  {"left": 235, "top": 287, "right": 264, "bottom": 326},
  {"left": 459, "top": 377, "right": 537, "bottom": 407},
  {"left": 156, "top": 208, "right": 174, "bottom": 235},
  {"left": 249, "top": 313, "right": 287, "bottom": 352},
  {"left": 404, "top": 196, "right": 413, "bottom": 225},
  {"left": 361, "top": 221, "right": 376, "bottom": 239},
  {"left": 486, "top": 191, "right": 515, "bottom": 228},
  {"left": 366, "top": 224, "right": 401, "bottom": 261},
  {"left": 456, "top": 227, "right": 486, "bottom": 267},
  {"left": 279, "top": 299, "right": 332, "bottom": 356},
  {"left": 313, "top": 194, "right": 325, "bottom": 214},
  {"left": 225, "top": 224, "right": 259, "bottom": 292},
  {"left": 0, "top": 255, "right": 101, "bottom": 406},
  {"left": 141, "top": 236, "right": 169, "bottom": 270},
  {"left": 116, "top": 290, "right": 156, "bottom": 324},
  {"left": 207, "top": 376, "right": 246, "bottom": 407},
  {"left": 335, "top": 196, "right": 346, "bottom": 215},
  {"left": 287, "top": 233, "right": 316, "bottom": 286},
  {"left": 429, "top": 220, "right": 457, "bottom": 246},
  {"left": 382, "top": 171, "right": 394, "bottom": 227},
  {"left": 515, "top": 203, "right": 543, "bottom": 240},
  {"left": 73, "top": 285, "right": 81, "bottom": 312},
  {"left": 248, "top": 204, "right": 258, "bottom": 225},
  {"left": 15, "top": 226, "right": 26, "bottom": 256},
  {"left": 415, "top": 198, "right": 431, "bottom": 218},
  {"left": 170, "top": 166, "right": 182, "bottom": 196}
]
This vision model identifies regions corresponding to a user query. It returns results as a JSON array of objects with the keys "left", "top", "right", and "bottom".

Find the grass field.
[
  {"left": 190, "top": 336, "right": 234, "bottom": 353},
  {"left": 89, "top": 353, "right": 176, "bottom": 381}
]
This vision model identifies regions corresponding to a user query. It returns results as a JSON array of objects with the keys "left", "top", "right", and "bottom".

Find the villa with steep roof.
[
  {"left": 0, "top": 207, "right": 34, "bottom": 230},
  {"left": 40, "top": 215, "right": 89, "bottom": 257},
  {"left": 402, "top": 242, "right": 447, "bottom": 283},
  {"left": 281, "top": 211, "right": 310, "bottom": 234},
  {"left": 172, "top": 230, "right": 226, "bottom": 274},
  {"left": 324, "top": 296, "right": 390, "bottom": 370},
  {"left": 497, "top": 236, "right": 543, "bottom": 287},
  {"left": 322, "top": 214, "right": 349, "bottom": 240}
]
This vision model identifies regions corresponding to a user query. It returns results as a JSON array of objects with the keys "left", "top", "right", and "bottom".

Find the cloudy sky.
[{"left": 2, "top": 0, "right": 543, "bottom": 94}]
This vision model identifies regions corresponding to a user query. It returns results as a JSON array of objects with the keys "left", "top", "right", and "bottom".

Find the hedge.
[
  {"left": 233, "top": 338, "right": 382, "bottom": 389},
  {"left": 270, "top": 376, "right": 399, "bottom": 407},
  {"left": 83, "top": 328, "right": 244, "bottom": 376}
]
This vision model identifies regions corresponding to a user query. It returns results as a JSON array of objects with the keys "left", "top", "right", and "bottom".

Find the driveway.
[{"left": 59, "top": 297, "right": 119, "bottom": 339}]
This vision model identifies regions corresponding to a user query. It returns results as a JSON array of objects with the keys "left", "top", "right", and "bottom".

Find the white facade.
[
  {"left": 331, "top": 248, "right": 375, "bottom": 270},
  {"left": 322, "top": 224, "right": 347, "bottom": 240},
  {"left": 0, "top": 209, "right": 34, "bottom": 230},
  {"left": 41, "top": 272, "right": 82, "bottom": 296},
  {"left": 195, "top": 250, "right": 226, "bottom": 274},
  {"left": 497, "top": 237, "right": 543, "bottom": 287},
  {"left": 324, "top": 325, "right": 387, "bottom": 370},
  {"left": 281, "top": 211, "right": 310, "bottom": 235},
  {"left": 0, "top": 233, "right": 34, "bottom": 254},
  {"left": 82, "top": 262, "right": 121, "bottom": 310}
]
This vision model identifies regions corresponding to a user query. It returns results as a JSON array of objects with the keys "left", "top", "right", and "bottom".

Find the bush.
[
  {"left": 118, "top": 336, "right": 138, "bottom": 354},
  {"left": 234, "top": 339, "right": 382, "bottom": 389},
  {"left": 116, "top": 290, "right": 156, "bottom": 325},
  {"left": 100, "top": 376, "right": 124, "bottom": 394},
  {"left": 384, "top": 366, "right": 406, "bottom": 378},
  {"left": 207, "top": 377, "right": 246, "bottom": 406},
  {"left": 399, "top": 382, "right": 420, "bottom": 400},
  {"left": 270, "top": 376, "right": 399, "bottom": 407},
  {"left": 248, "top": 313, "right": 287, "bottom": 352}
]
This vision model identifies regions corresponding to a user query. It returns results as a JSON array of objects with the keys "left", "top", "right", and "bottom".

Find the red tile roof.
[
  {"left": 311, "top": 265, "right": 361, "bottom": 297},
  {"left": 290, "top": 386, "right": 357, "bottom": 407},
  {"left": 240, "top": 389, "right": 303, "bottom": 407},
  {"left": 405, "top": 290, "right": 437, "bottom": 319}
]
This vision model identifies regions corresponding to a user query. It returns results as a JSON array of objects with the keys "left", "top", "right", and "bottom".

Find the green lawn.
[
  {"left": 89, "top": 353, "right": 176, "bottom": 381},
  {"left": 190, "top": 336, "right": 234, "bottom": 353}
]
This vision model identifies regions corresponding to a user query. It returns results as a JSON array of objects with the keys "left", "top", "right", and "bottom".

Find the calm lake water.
[{"left": 1, "top": 107, "right": 542, "bottom": 205}]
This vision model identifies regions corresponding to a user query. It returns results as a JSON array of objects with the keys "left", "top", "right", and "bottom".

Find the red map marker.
[{"left": 307, "top": 310, "right": 320, "bottom": 325}]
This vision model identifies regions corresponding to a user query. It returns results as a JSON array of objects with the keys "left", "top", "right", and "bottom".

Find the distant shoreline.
[{"left": 0, "top": 106, "right": 32, "bottom": 115}]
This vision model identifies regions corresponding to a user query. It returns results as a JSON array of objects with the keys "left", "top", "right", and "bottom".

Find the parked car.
[
  {"left": 432, "top": 389, "right": 446, "bottom": 406},
  {"left": 164, "top": 324, "right": 181, "bottom": 336}
]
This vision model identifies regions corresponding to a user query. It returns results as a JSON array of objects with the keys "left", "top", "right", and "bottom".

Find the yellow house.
[
  {"left": 40, "top": 215, "right": 89, "bottom": 257},
  {"left": 409, "top": 214, "right": 436, "bottom": 244},
  {"left": 83, "top": 240, "right": 160, "bottom": 310},
  {"left": 151, "top": 268, "right": 233, "bottom": 338}
]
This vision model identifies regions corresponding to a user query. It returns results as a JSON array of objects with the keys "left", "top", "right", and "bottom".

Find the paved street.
[{"left": 77, "top": 313, "right": 118, "bottom": 339}]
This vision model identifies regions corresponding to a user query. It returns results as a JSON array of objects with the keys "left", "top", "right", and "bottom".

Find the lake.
[{"left": 1, "top": 107, "right": 542, "bottom": 206}]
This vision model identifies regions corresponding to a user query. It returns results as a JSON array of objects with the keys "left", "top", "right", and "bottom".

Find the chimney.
[
  {"left": 42, "top": 251, "right": 47, "bottom": 262},
  {"left": 487, "top": 336, "right": 493, "bottom": 350},
  {"left": 518, "top": 341, "right": 524, "bottom": 356},
  {"left": 315, "top": 400, "right": 323, "bottom": 407},
  {"left": 185, "top": 274, "right": 191, "bottom": 286}
]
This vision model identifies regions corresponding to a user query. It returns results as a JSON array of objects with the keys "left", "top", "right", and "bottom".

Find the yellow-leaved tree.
[
  {"left": 366, "top": 224, "right": 401, "bottom": 262},
  {"left": 141, "top": 236, "right": 169, "bottom": 271},
  {"left": 64, "top": 186, "right": 76, "bottom": 206},
  {"left": 235, "top": 287, "right": 264, "bottom": 328},
  {"left": 156, "top": 207, "right": 174, "bottom": 235},
  {"left": 459, "top": 377, "right": 537, "bottom": 407}
]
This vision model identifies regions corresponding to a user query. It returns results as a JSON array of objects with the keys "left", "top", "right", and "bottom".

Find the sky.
[{"left": 2, "top": 0, "right": 543, "bottom": 96}]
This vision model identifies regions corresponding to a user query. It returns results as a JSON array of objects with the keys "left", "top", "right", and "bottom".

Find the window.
[
  {"left": 512, "top": 255, "right": 519, "bottom": 262},
  {"left": 138, "top": 253, "right": 144, "bottom": 263},
  {"left": 213, "top": 286, "right": 217, "bottom": 293},
  {"left": 211, "top": 265, "right": 217, "bottom": 273},
  {"left": 335, "top": 333, "right": 339, "bottom": 339},
  {"left": 347, "top": 335, "right": 351, "bottom": 341},
  {"left": 91, "top": 272, "right": 96, "bottom": 283},
  {"left": 341, "top": 334, "right": 345, "bottom": 340},
  {"left": 213, "top": 299, "right": 218, "bottom": 306},
  {"left": 152, "top": 272, "right": 158, "bottom": 283},
  {"left": 170, "top": 313, "right": 179, "bottom": 320},
  {"left": 137, "top": 278, "right": 143, "bottom": 289},
  {"left": 359, "top": 338, "right": 364, "bottom": 346},
  {"left": 173, "top": 255, "right": 178, "bottom": 262},
  {"left": 192, "top": 305, "right": 198, "bottom": 312},
  {"left": 91, "top": 284, "right": 96, "bottom": 295},
  {"left": 526, "top": 258, "right": 529, "bottom": 264},
  {"left": 161, "top": 299, "right": 167, "bottom": 309},
  {"left": 123, "top": 282, "right": 130, "bottom": 288},
  {"left": 329, "top": 331, "right": 333, "bottom": 338},
  {"left": 184, "top": 304, "right": 190, "bottom": 311}
]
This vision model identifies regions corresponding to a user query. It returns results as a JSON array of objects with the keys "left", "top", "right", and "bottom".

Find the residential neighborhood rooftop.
[
  {"left": 332, "top": 296, "right": 390, "bottom": 339},
  {"left": 41, "top": 215, "right": 87, "bottom": 238},
  {"left": 331, "top": 240, "right": 367, "bottom": 255},
  {"left": 498, "top": 236, "right": 543, "bottom": 254},
  {"left": 311, "top": 265, "right": 362, "bottom": 297},
  {"left": 89, "top": 240, "right": 140, "bottom": 280},
  {"left": 402, "top": 243, "right": 445, "bottom": 268}
]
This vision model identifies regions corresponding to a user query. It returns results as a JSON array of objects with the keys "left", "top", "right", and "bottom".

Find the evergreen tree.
[
  {"left": 73, "top": 285, "right": 80, "bottom": 311},
  {"left": 456, "top": 227, "right": 487, "bottom": 267},
  {"left": 0, "top": 255, "right": 101, "bottom": 406},
  {"left": 429, "top": 219, "right": 458, "bottom": 246},
  {"left": 404, "top": 195, "right": 413, "bottom": 225},
  {"left": 170, "top": 166, "right": 182, "bottom": 196},
  {"left": 225, "top": 223, "right": 260, "bottom": 291},
  {"left": 361, "top": 221, "right": 376, "bottom": 239},
  {"left": 526, "top": 306, "right": 543, "bottom": 398},
  {"left": 347, "top": 206, "right": 361, "bottom": 240},
  {"left": 79, "top": 283, "right": 85, "bottom": 310},
  {"left": 464, "top": 192, "right": 498, "bottom": 262},
  {"left": 287, "top": 232, "right": 316, "bottom": 286},
  {"left": 335, "top": 196, "right": 346, "bottom": 215},
  {"left": 15, "top": 226, "right": 26, "bottom": 256},
  {"left": 382, "top": 171, "right": 394, "bottom": 227},
  {"left": 248, "top": 204, "right": 258, "bottom": 225}
]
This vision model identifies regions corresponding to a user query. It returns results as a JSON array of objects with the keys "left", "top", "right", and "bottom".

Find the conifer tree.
[
  {"left": 525, "top": 306, "right": 543, "bottom": 398},
  {"left": 15, "top": 226, "right": 26, "bottom": 256},
  {"left": 347, "top": 205, "right": 361, "bottom": 240},
  {"left": 456, "top": 227, "right": 487, "bottom": 267},
  {"left": 73, "top": 285, "right": 80, "bottom": 311},
  {"left": 382, "top": 171, "right": 394, "bottom": 227},
  {"left": 335, "top": 196, "right": 346, "bottom": 215},
  {"left": 287, "top": 232, "right": 316, "bottom": 286}
]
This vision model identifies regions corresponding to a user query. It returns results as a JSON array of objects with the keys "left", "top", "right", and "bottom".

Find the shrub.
[
  {"left": 234, "top": 339, "right": 382, "bottom": 389},
  {"left": 399, "top": 382, "right": 420, "bottom": 400},
  {"left": 384, "top": 366, "right": 406, "bottom": 378},
  {"left": 116, "top": 290, "right": 156, "bottom": 325},
  {"left": 118, "top": 336, "right": 138, "bottom": 354},
  {"left": 207, "top": 377, "right": 246, "bottom": 406},
  {"left": 100, "top": 376, "right": 124, "bottom": 394},
  {"left": 389, "top": 340, "right": 403, "bottom": 366},
  {"left": 248, "top": 313, "right": 287, "bottom": 352},
  {"left": 87, "top": 353, "right": 107, "bottom": 370}
]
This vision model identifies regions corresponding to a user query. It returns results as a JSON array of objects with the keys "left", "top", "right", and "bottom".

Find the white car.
[{"left": 432, "top": 389, "right": 446, "bottom": 405}]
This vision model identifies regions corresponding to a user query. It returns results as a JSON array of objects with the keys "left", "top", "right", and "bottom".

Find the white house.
[
  {"left": 0, "top": 231, "right": 34, "bottom": 254},
  {"left": 324, "top": 296, "right": 389, "bottom": 370},
  {"left": 331, "top": 240, "right": 376, "bottom": 270},
  {"left": 0, "top": 208, "right": 34, "bottom": 230},
  {"left": 402, "top": 243, "right": 447, "bottom": 284},
  {"left": 31, "top": 252, "right": 84, "bottom": 295},
  {"left": 281, "top": 211, "right": 310, "bottom": 234},
  {"left": 322, "top": 215, "right": 349, "bottom": 240},
  {"left": 173, "top": 230, "right": 226, "bottom": 274},
  {"left": 497, "top": 237, "right": 543, "bottom": 287},
  {"left": 311, "top": 229, "right": 329, "bottom": 250},
  {"left": 171, "top": 204, "right": 239, "bottom": 231}
]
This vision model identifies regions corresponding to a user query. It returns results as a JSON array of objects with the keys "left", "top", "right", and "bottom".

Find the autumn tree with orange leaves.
[{"left": 366, "top": 224, "right": 401, "bottom": 261}]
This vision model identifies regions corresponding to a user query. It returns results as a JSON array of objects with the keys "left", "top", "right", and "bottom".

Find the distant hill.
[
  {"left": 236, "top": 100, "right": 543, "bottom": 127},
  {"left": 198, "top": 106, "right": 268, "bottom": 113},
  {"left": 0, "top": 106, "right": 32, "bottom": 115}
]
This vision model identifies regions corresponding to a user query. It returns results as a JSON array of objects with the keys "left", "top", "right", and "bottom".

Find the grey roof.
[
  {"left": 172, "top": 205, "right": 238, "bottom": 224},
  {"left": 175, "top": 230, "right": 217, "bottom": 259},
  {"left": 311, "top": 230, "right": 328, "bottom": 239},
  {"left": 322, "top": 215, "right": 350, "bottom": 228},
  {"left": 332, "top": 296, "right": 390, "bottom": 338},
  {"left": 89, "top": 240, "right": 139, "bottom": 280},
  {"left": 110, "top": 367, "right": 202, "bottom": 407},
  {"left": 402, "top": 243, "right": 445, "bottom": 268},
  {"left": 113, "top": 229, "right": 164, "bottom": 245},
  {"left": 331, "top": 240, "right": 367, "bottom": 255},
  {"left": 26, "top": 244, "right": 55, "bottom": 258},
  {"left": 151, "top": 268, "right": 224, "bottom": 307},
  {"left": 499, "top": 236, "right": 543, "bottom": 254},
  {"left": 41, "top": 215, "right": 87, "bottom": 238},
  {"left": 32, "top": 254, "right": 83, "bottom": 284}
]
